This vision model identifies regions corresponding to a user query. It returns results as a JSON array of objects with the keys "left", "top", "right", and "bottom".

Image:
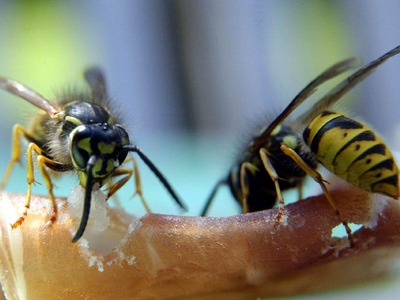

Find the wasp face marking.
[{"left": 70, "top": 119, "right": 129, "bottom": 184}]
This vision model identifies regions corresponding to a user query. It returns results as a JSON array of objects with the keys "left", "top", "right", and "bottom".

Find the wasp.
[
  {"left": 0, "top": 67, "right": 187, "bottom": 242},
  {"left": 201, "top": 45, "right": 400, "bottom": 246}
]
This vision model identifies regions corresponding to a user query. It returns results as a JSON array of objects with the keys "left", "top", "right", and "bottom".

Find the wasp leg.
[
  {"left": 108, "top": 157, "right": 151, "bottom": 213},
  {"left": 297, "top": 177, "right": 306, "bottom": 201},
  {"left": 12, "top": 142, "right": 60, "bottom": 229},
  {"left": 298, "top": 183, "right": 304, "bottom": 201},
  {"left": 107, "top": 168, "right": 132, "bottom": 198},
  {"left": 200, "top": 179, "right": 226, "bottom": 216},
  {"left": 0, "top": 124, "right": 32, "bottom": 189},
  {"left": 239, "top": 162, "right": 258, "bottom": 213},
  {"left": 259, "top": 148, "right": 286, "bottom": 223},
  {"left": 106, "top": 179, "right": 123, "bottom": 208},
  {"left": 280, "top": 144, "right": 355, "bottom": 247},
  {"left": 105, "top": 157, "right": 135, "bottom": 208}
]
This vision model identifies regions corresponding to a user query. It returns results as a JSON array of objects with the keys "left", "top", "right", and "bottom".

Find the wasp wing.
[
  {"left": 84, "top": 67, "right": 108, "bottom": 102},
  {"left": 251, "top": 57, "right": 359, "bottom": 150},
  {"left": 297, "top": 45, "right": 400, "bottom": 127},
  {"left": 0, "top": 76, "right": 61, "bottom": 118}
]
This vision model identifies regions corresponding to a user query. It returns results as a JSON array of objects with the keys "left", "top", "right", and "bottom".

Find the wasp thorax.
[
  {"left": 268, "top": 125, "right": 300, "bottom": 151},
  {"left": 70, "top": 123, "right": 129, "bottom": 180}
]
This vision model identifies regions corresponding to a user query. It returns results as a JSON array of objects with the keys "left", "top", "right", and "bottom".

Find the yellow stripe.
[
  {"left": 373, "top": 181, "right": 399, "bottom": 198},
  {"left": 346, "top": 153, "right": 393, "bottom": 184},
  {"left": 359, "top": 163, "right": 397, "bottom": 184},
  {"left": 334, "top": 140, "right": 382, "bottom": 175},
  {"left": 65, "top": 116, "right": 82, "bottom": 126},
  {"left": 304, "top": 112, "right": 342, "bottom": 146},
  {"left": 306, "top": 111, "right": 399, "bottom": 199},
  {"left": 77, "top": 137, "right": 91, "bottom": 153},
  {"left": 316, "top": 126, "right": 367, "bottom": 170},
  {"left": 92, "top": 159, "right": 114, "bottom": 178},
  {"left": 98, "top": 141, "right": 116, "bottom": 154}
]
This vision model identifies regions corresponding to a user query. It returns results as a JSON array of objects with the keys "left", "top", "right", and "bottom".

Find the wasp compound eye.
[
  {"left": 115, "top": 124, "right": 129, "bottom": 145},
  {"left": 117, "top": 151, "right": 128, "bottom": 166},
  {"left": 115, "top": 125, "right": 129, "bottom": 165},
  {"left": 70, "top": 125, "right": 92, "bottom": 170}
]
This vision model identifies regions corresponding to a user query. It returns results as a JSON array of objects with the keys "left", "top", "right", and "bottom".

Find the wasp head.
[{"left": 70, "top": 121, "right": 129, "bottom": 186}]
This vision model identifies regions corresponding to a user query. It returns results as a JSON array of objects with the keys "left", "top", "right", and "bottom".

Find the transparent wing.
[
  {"left": 84, "top": 67, "right": 108, "bottom": 102},
  {"left": 0, "top": 76, "right": 61, "bottom": 118},
  {"left": 251, "top": 57, "right": 359, "bottom": 150},
  {"left": 297, "top": 45, "right": 400, "bottom": 126}
]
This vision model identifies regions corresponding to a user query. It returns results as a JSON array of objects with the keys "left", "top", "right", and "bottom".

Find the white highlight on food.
[
  {"left": 0, "top": 193, "right": 27, "bottom": 299},
  {"left": 67, "top": 185, "right": 110, "bottom": 232}
]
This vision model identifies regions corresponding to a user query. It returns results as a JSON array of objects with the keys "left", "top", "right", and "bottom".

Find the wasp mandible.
[
  {"left": 201, "top": 45, "right": 400, "bottom": 247},
  {"left": 0, "top": 67, "right": 187, "bottom": 242}
]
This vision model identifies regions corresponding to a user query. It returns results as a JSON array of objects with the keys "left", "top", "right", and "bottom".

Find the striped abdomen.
[{"left": 303, "top": 111, "right": 399, "bottom": 199}]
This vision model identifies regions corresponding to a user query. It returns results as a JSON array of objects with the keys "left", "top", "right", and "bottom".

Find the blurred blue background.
[{"left": 1, "top": 0, "right": 400, "bottom": 218}]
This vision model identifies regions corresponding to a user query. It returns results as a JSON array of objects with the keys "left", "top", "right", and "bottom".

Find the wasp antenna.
[
  {"left": 124, "top": 145, "right": 188, "bottom": 211},
  {"left": 72, "top": 156, "right": 97, "bottom": 243},
  {"left": 84, "top": 67, "right": 108, "bottom": 101},
  {"left": 201, "top": 179, "right": 227, "bottom": 216}
]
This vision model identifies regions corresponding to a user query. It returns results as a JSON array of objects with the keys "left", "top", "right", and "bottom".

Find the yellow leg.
[
  {"left": 239, "top": 162, "right": 255, "bottom": 213},
  {"left": 0, "top": 124, "right": 31, "bottom": 189},
  {"left": 106, "top": 179, "right": 123, "bottom": 208},
  {"left": 297, "top": 180, "right": 304, "bottom": 201},
  {"left": 36, "top": 155, "right": 57, "bottom": 222},
  {"left": 280, "top": 144, "right": 355, "bottom": 247},
  {"left": 109, "top": 157, "right": 151, "bottom": 213},
  {"left": 12, "top": 142, "right": 58, "bottom": 228},
  {"left": 106, "top": 156, "right": 135, "bottom": 208},
  {"left": 107, "top": 168, "right": 132, "bottom": 198},
  {"left": 259, "top": 148, "right": 286, "bottom": 223}
]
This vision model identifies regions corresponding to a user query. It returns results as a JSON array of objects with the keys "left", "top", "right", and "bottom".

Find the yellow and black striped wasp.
[
  {"left": 0, "top": 67, "right": 186, "bottom": 242},
  {"left": 201, "top": 45, "right": 400, "bottom": 246}
]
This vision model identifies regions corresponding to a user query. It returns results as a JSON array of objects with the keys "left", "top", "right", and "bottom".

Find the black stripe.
[
  {"left": 365, "top": 158, "right": 394, "bottom": 173},
  {"left": 45, "top": 161, "right": 74, "bottom": 172},
  {"left": 309, "top": 115, "right": 363, "bottom": 153},
  {"left": 91, "top": 151, "right": 114, "bottom": 177},
  {"left": 99, "top": 158, "right": 109, "bottom": 176},
  {"left": 353, "top": 143, "right": 386, "bottom": 159},
  {"left": 62, "top": 119, "right": 77, "bottom": 135},
  {"left": 334, "top": 130, "right": 377, "bottom": 160},
  {"left": 361, "top": 158, "right": 395, "bottom": 179},
  {"left": 372, "top": 174, "right": 399, "bottom": 189},
  {"left": 303, "top": 127, "right": 311, "bottom": 143},
  {"left": 320, "top": 111, "right": 336, "bottom": 117},
  {"left": 90, "top": 134, "right": 100, "bottom": 156},
  {"left": 303, "top": 112, "right": 337, "bottom": 145}
]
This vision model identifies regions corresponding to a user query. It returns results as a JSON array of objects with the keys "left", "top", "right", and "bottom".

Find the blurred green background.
[{"left": 1, "top": 0, "right": 400, "bottom": 298}]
